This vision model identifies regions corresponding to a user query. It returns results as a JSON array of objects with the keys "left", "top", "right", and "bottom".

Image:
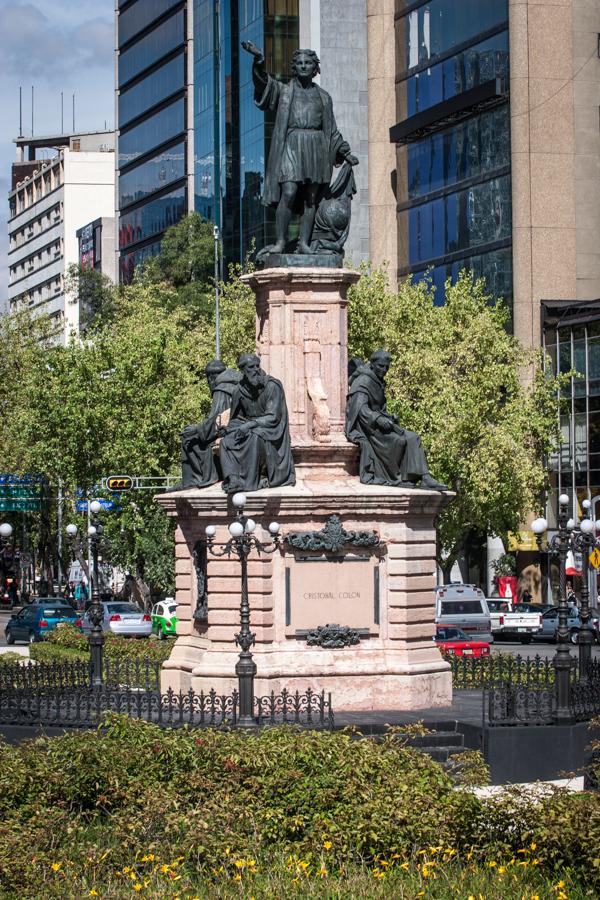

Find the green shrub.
[
  {"left": 29, "top": 625, "right": 172, "bottom": 665},
  {"left": 0, "top": 718, "right": 596, "bottom": 897}
]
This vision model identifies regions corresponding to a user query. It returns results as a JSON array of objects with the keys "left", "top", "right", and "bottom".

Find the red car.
[{"left": 434, "top": 626, "right": 490, "bottom": 658}]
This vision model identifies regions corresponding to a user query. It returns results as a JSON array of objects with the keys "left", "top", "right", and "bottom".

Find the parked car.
[
  {"left": 435, "top": 583, "right": 493, "bottom": 642},
  {"left": 486, "top": 599, "right": 543, "bottom": 644},
  {"left": 79, "top": 602, "right": 152, "bottom": 638},
  {"left": 5, "top": 604, "right": 80, "bottom": 644},
  {"left": 151, "top": 600, "right": 177, "bottom": 640},
  {"left": 532, "top": 605, "right": 584, "bottom": 643},
  {"left": 434, "top": 626, "right": 491, "bottom": 658}
]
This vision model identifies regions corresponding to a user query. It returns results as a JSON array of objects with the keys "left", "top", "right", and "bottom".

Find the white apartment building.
[{"left": 7, "top": 132, "right": 115, "bottom": 341}]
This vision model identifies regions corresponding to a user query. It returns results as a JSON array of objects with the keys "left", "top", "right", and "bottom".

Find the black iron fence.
[
  {"left": 0, "top": 659, "right": 333, "bottom": 730},
  {"left": 448, "top": 655, "right": 600, "bottom": 726},
  {"left": 448, "top": 653, "right": 566, "bottom": 690}
]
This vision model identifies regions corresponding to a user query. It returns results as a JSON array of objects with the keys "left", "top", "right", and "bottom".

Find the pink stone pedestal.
[
  {"left": 156, "top": 267, "right": 453, "bottom": 712},
  {"left": 157, "top": 481, "right": 452, "bottom": 711}
]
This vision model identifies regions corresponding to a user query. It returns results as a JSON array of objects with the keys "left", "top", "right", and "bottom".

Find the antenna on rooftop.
[
  {"left": 31, "top": 85, "right": 34, "bottom": 136},
  {"left": 61, "top": 92, "right": 64, "bottom": 134},
  {"left": 72, "top": 93, "right": 75, "bottom": 132},
  {"left": 18, "top": 86, "right": 22, "bottom": 138}
]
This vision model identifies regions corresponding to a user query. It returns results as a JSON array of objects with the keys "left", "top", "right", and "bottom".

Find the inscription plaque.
[{"left": 285, "top": 555, "right": 378, "bottom": 635}]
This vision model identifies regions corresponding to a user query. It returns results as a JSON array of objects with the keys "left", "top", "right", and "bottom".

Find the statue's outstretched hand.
[
  {"left": 345, "top": 154, "right": 359, "bottom": 166},
  {"left": 241, "top": 41, "right": 264, "bottom": 62}
]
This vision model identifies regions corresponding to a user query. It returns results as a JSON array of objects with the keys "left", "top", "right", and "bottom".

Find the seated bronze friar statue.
[
  {"left": 179, "top": 359, "right": 241, "bottom": 489},
  {"left": 219, "top": 353, "right": 295, "bottom": 494},
  {"left": 345, "top": 350, "right": 447, "bottom": 491}
]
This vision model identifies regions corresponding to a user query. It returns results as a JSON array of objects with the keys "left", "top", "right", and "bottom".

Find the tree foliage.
[
  {"left": 348, "top": 266, "right": 562, "bottom": 571},
  {"left": 0, "top": 271, "right": 255, "bottom": 595}
]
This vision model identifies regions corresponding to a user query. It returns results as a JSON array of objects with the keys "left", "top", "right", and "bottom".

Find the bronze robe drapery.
[
  {"left": 181, "top": 370, "right": 241, "bottom": 488},
  {"left": 252, "top": 62, "right": 349, "bottom": 208},
  {"left": 220, "top": 376, "right": 295, "bottom": 492},
  {"left": 345, "top": 367, "right": 429, "bottom": 486}
]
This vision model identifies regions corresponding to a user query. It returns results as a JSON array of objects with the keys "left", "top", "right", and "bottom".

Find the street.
[{"left": 492, "top": 638, "right": 600, "bottom": 659}]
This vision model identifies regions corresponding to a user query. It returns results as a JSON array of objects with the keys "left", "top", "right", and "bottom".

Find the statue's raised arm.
[{"left": 240, "top": 42, "right": 358, "bottom": 261}]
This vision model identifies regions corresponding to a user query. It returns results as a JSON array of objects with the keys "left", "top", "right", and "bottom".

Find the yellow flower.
[
  {"left": 160, "top": 865, "right": 170, "bottom": 874},
  {"left": 123, "top": 867, "right": 131, "bottom": 874},
  {"left": 532, "top": 858, "right": 540, "bottom": 866},
  {"left": 530, "top": 895, "right": 540, "bottom": 900},
  {"left": 488, "top": 861, "right": 497, "bottom": 867},
  {"left": 422, "top": 865, "right": 430, "bottom": 877},
  {"left": 556, "top": 882, "right": 566, "bottom": 890},
  {"left": 530, "top": 842, "right": 537, "bottom": 850},
  {"left": 50, "top": 863, "right": 61, "bottom": 873},
  {"left": 298, "top": 861, "right": 309, "bottom": 870},
  {"left": 557, "top": 894, "right": 568, "bottom": 900},
  {"left": 133, "top": 886, "right": 142, "bottom": 893},
  {"left": 399, "top": 862, "right": 409, "bottom": 870},
  {"left": 89, "top": 892, "right": 98, "bottom": 898},
  {"left": 233, "top": 874, "right": 242, "bottom": 883},
  {"left": 373, "top": 869, "right": 385, "bottom": 879},
  {"left": 234, "top": 860, "right": 245, "bottom": 869},
  {"left": 323, "top": 841, "right": 332, "bottom": 850}
]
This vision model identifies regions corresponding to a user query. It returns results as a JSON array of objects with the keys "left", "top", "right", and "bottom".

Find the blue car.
[{"left": 5, "top": 604, "right": 80, "bottom": 644}]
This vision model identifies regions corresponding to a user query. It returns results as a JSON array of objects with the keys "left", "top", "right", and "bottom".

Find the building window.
[
  {"left": 119, "top": 10, "right": 185, "bottom": 87},
  {"left": 119, "top": 98, "right": 185, "bottom": 169},
  {"left": 119, "top": 186, "right": 186, "bottom": 249},
  {"left": 119, "top": 52, "right": 185, "bottom": 127}
]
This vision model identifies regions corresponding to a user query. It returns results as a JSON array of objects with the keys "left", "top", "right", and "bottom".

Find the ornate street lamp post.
[
  {"left": 203, "top": 492, "right": 281, "bottom": 728},
  {"left": 565, "top": 500, "right": 598, "bottom": 681},
  {"left": 532, "top": 493, "right": 573, "bottom": 721},
  {"left": 66, "top": 499, "right": 105, "bottom": 688}
]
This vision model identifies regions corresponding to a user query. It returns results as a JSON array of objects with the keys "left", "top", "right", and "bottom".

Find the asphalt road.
[
  {"left": 492, "top": 638, "right": 600, "bottom": 659},
  {"left": 2, "top": 609, "right": 599, "bottom": 659}
]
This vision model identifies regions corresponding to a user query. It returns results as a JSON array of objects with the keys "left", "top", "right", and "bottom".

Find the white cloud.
[{"left": 0, "top": 3, "right": 113, "bottom": 80}]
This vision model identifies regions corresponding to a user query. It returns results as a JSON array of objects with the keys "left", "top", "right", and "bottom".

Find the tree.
[
  {"left": 139, "top": 213, "right": 215, "bottom": 319},
  {"left": 347, "top": 266, "right": 562, "bottom": 578},
  {"left": 0, "top": 273, "right": 255, "bottom": 598}
]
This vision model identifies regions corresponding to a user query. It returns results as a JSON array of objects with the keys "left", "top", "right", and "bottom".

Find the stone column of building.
[
  {"left": 510, "top": 0, "right": 577, "bottom": 349},
  {"left": 366, "top": 0, "right": 397, "bottom": 279}
]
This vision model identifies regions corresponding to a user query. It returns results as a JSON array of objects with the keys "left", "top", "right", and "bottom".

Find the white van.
[{"left": 435, "top": 583, "right": 493, "bottom": 643}]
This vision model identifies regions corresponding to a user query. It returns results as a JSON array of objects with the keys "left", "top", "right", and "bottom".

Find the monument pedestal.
[{"left": 157, "top": 267, "right": 452, "bottom": 712}]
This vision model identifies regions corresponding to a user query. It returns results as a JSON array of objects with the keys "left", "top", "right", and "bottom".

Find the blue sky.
[{"left": 0, "top": 0, "right": 115, "bottom": 306}]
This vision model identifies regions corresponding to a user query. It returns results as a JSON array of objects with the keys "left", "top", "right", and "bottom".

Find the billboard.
[{"left": 0, "top": 474, "right": 44, "bottom": 512}]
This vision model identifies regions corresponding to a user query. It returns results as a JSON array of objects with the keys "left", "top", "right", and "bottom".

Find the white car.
[{"left": 80, "top": 601, "right": 152, "bottom": 637}]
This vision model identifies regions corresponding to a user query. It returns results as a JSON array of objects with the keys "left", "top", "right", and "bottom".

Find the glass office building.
[
  {"left": 117, "top": 1, "right": 300, "bottom": 280},
  {"left": 542, "top": 300, "right": 600, "bottom": 528},
  {"left": 392, "top": 0, "right": 512, "bottom": 307},
  {"left": 116, "top": 0, "right": 188, "bottom": 283},
  {"left": 194, "top": 0, "right": 299, "bottom": 266}
]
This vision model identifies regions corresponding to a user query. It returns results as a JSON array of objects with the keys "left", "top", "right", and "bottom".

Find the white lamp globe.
[
  {"left": 580, "top": 518, "right": 595, "bottom": 534},
  {"left": 244, "top": 518, "right": 256, "bottom": 533},
  {"left": 566, "top": 518, "right": 575, "bottom": 531},
  {"left": 559, "top": 493, "right": 570, "bottom": 506},
  {"left": 90, "top": 500, "right": 102, "bottom": 515},
  {"left": 531, "top": 517, "right": 548, "bottom": 535},
  {"left": 231, "top": 492, "right": 246, "bottom": 509},
  {"left": 0, "top": 523, "right": 13, "bottom": 538},
  {"left": 205, "top": 525, "right": 216, "bottom": 538},
  {"left": 582, "top": 499, "right": 592, "bottom": 510},
  {"left": 228, "top": 521, "right": 244, "bottom": 538},
  {"left": 87, "top": 525, "right": 97, "bottom": 537},
  {"left": 268, "top": 521, "right": 280, "bottom": 535},
  {"left": 65, "top": 523, "right": 78, "bottom": 537}
]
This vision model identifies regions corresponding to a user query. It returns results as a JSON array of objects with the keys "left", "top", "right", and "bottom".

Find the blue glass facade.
[
  {"left": 193, "top": 0, "right": 299, "bottom": 265},
  {"left": 395, "top": 0, "right": 512, "bottom": 308},
  {"left": 117, "top": 0, "right": 187, "bottom": 283}
]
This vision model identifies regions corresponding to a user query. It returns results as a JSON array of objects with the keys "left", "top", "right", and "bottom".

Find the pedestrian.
[
  {"left": 7, "top": 581, "right": 18, "bottom": 608},
  {"left": 521, "top": 589, "right": 533, "bottom": 604},
  {"left": 566, "top": 581, "right": 577, "bottom": 608}
]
